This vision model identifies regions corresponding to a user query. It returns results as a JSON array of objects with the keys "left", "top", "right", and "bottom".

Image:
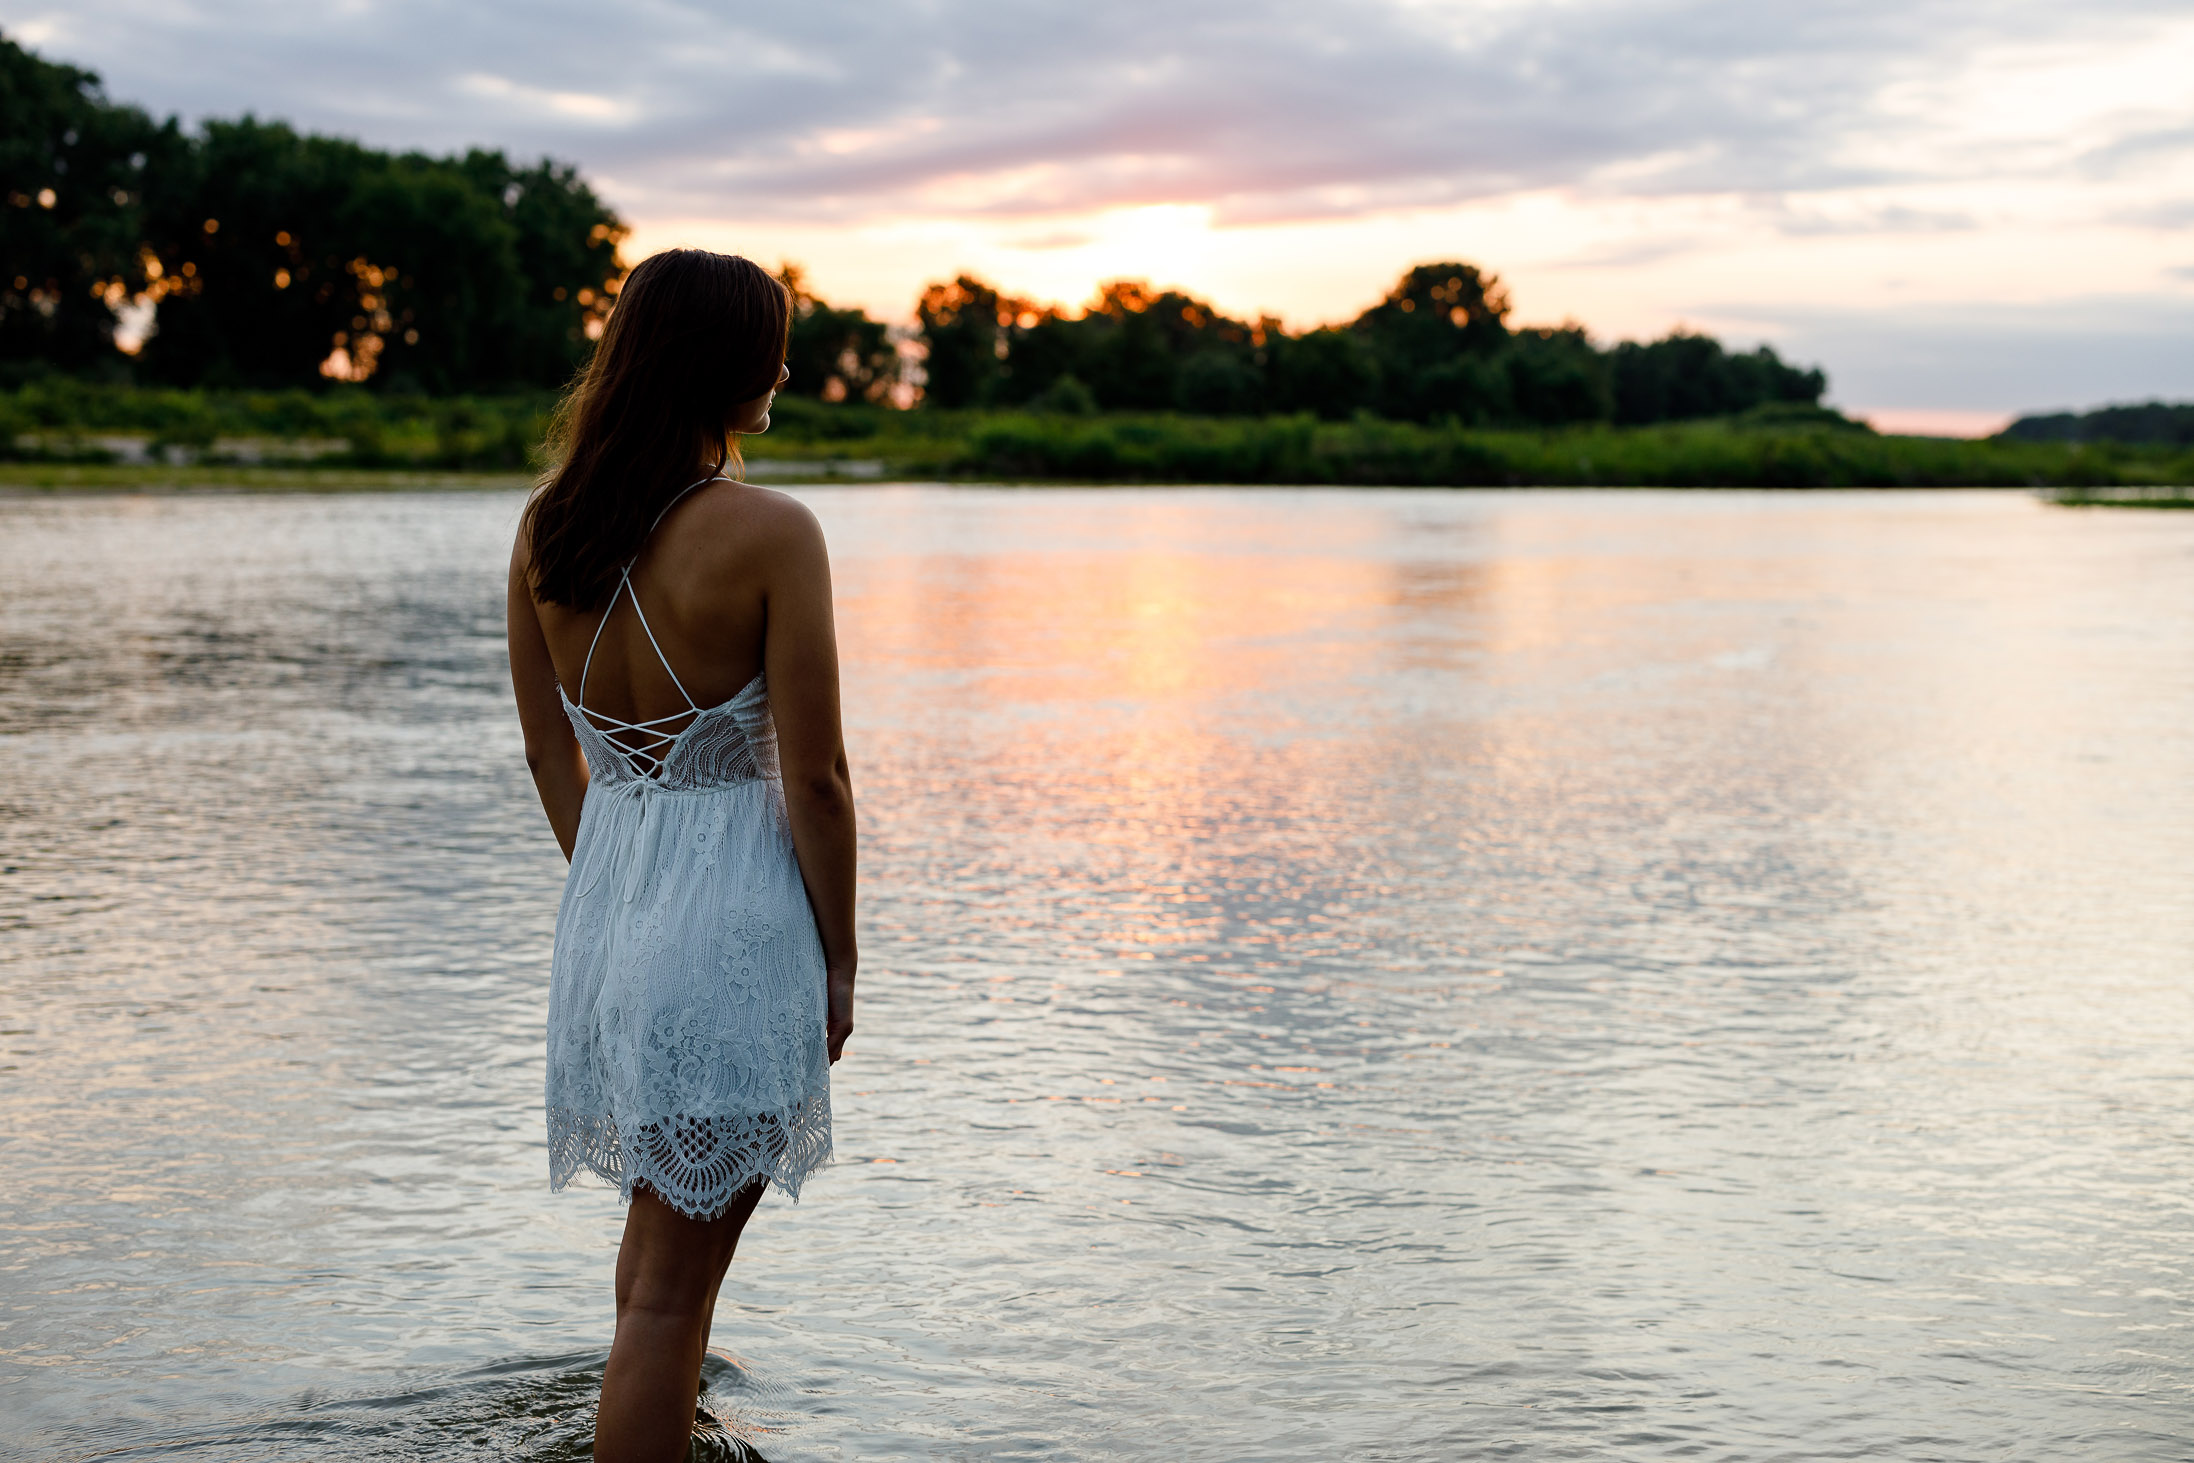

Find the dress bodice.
[{"left": 561, "top": 673, "right": 778, "bottom": 794}]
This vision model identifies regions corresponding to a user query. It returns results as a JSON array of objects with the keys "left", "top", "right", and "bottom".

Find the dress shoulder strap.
[
  {"left": 621, "top": 567, "right": 698, "bottom": 711},
  {"left": 641, "top": 472, "right": 731, "bottom": 547}
]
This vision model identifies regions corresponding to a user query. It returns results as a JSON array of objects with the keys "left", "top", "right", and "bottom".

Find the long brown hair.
[{"left": 523, "top": 249, "right": 790, "bottom": 610}]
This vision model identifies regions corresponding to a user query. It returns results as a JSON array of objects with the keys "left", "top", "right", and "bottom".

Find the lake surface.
[{"left": 2, "top": 486, "right": 2191, "bottom": 1462}]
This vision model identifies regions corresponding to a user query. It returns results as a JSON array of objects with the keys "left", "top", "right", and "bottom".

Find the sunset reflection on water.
[{"left": 1, "top": 487, "right": 2190, "bottom": 1461}]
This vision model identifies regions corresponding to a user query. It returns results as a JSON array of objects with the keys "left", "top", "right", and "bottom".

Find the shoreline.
[
  {"left": 0, "top": 454, "right": 2187, "bottom": 501},
  {"left": 0, "top": 463, "right": 2176, "bottom": 499}
]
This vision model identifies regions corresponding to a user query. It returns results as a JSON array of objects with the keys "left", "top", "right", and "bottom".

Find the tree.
[
  {"left": 991, "top": 311, "right": 1081, "bottom": 405},
  {"left": 1414, "top": 353, "right": 1508, "bottom": 426},
  {"left": 913, "top": 275, "right": 1262, "bottom": 412},
  {"left": 135, "top": 116, "right": 624, "bottom": 391},
  {"left": 1267, "top": 327, "right": 1377, "bottom": 418},
  {"left": 1353, "top": 262, "right": 1511, "bottom": 420},
  {"left": 779, "top": 263, "right": 898, "bottom": 403},
  {"left": 0, "top": 29, "right": 625, "bottom": 391},
  {"left": 132, "top": 118, "right": 374, "bottom": 387},
  {"left": 915, "top": 275, "right": 1024, "bottom": 408},
  {"left": 1999, "top": 400, "right": 2194, "bottom": 446},
  {"left": 1501, "top": 326, "right": 1611, "bottom": 425},
  {"left": 1080, "top": 282, "right": 1258, "bottom": 411},
  {"left": 0, "top": 34, "right": 176, "bottom": 376},
  {"left": 461, "top": 151, "right": 625, "bottom": 387},
  {"left": 1176, "top": 349, "right": 1262, "bottom": 415},
  {"left": 1610, "top": 332, "right": 1823, "bottom": 424}
]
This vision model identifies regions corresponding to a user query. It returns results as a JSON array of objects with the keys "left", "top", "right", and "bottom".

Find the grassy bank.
[
  {"left": 0, "top": 462, "right": 532, "bottom": 492},
  {"left": 6, "top": 383, "right": 2190, "bottom": 488},
  {"left": 0, "top": 380, "right": 554, "bottom": 470},
  {"left": 926, "top": 411, "right": 2194, "bottom": 488}
]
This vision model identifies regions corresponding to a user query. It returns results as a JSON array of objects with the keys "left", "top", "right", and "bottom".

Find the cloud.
[
  {"left": 455, "top": 73, "right": 634, "bottom": 126},
  {"left": 19, "top": 0, "right": 2193, "bottom": 227},
  {"left": 1009, "top": 230, "right": 1098, "bottom": 251}
]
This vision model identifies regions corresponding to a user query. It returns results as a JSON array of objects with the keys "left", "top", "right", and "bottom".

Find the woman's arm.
[
  {"left": 762, "top": 504, "right": 858, "bottom": 1064},
  {"left": 507, "top": 536, "right": 588, "bottom": 860}
]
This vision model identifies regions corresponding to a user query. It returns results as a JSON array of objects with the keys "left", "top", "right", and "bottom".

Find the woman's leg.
[{"left": 594, "top": 1178, "right": 768, "bottom": 1463}]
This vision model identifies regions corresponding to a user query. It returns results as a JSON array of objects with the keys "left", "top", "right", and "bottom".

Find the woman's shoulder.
[
  {"left": 701, "top": 478, "right": 821, "bottom": 529},
  {"left": 671, "top": 479, "right": 829, "bottom": 575}
]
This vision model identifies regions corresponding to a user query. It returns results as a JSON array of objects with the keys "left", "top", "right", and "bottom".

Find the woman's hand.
[{"left": 826, "top": 965, "right": 855, "bottom": 1064}]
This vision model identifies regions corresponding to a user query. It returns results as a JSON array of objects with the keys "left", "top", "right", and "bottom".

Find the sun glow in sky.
[{"left": 8, "top": 0, "right": 2194, "bottom": 430}]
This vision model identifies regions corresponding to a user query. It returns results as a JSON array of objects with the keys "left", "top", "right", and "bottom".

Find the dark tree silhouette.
[
  {"left": 915, "top": 275, "right": 1023, "bottom": 408},
  {"left": 2, "top": 28, "right": 622, "bottom": 391},
  {"left": 0, "top": 35, "right": 177, "bottom": 376},
  {"left": 134, "top": 117, "right": 622, "bottom": 391},
  {"left": 1610, "top": 332, "right": 1823, "bottom": 425},
  {"left": 2000, "top": 400, "right": 2194, "bottom": 446},
  {"left": 779, "top": 263, "right": 898, "bottom": 403}
]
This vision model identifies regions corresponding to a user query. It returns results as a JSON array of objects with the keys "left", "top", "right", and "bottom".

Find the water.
[{"left": 2, "top": 486, "right": 2190, "bottom": 1461}]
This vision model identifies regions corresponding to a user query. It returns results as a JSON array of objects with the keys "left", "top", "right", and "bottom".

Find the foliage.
[
  {"left": 1354, "top": 261, "right": 1510, "bottom": 420},
  {"left": 2000, "top": 400, "right": 2194, "bottom": 446},
  {"left": 0, "top": 380, "right": 553, "bottom": 468},
  {"left": 9, "top": 383, "right": 2189, "bottom": 487},
  {"left": 1265, "top": 328, "right": 1378, "bottom": 419},
  {"left": 758, "top": 396, "right": 2188, "bottom": 488},
  {"left": 906, "top": 259, "right": 1829, "bottom": 430},
  {"left": 778, "top": 264, "right": 898, "bottom": 403},
  {"left": 0, "top": 34, "right": 179, "bottom": 376},
  {"left": 912, "top": 275, "right": 1015, "bottom": 409},
  {"left": 0, "top": 29, "right": 623, "bottom": 393},
  {"left": 133, "top": 120, "right": 623, "bottom": 392},
  {"left": 931, "top": 411, "right": 2184, "bottom": 488},
  {"left": 1610, "top": 332, "right": 1824, "bottom": 425}
]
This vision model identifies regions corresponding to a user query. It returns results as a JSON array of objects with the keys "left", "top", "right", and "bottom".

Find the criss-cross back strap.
[{"left": 572, "top": 473, "right": 730, "bottom": 777}]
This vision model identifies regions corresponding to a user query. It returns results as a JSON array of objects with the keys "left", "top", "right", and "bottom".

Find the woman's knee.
[
  {"left": 615, "top": 1189, "right": 750, "bottom": 1308},
  {"left": 615, "top": 1240, "right": 726, "bottom": 1319},
  {"left": 615, "top": 1268, "right": 716, "bottom": 1325}
]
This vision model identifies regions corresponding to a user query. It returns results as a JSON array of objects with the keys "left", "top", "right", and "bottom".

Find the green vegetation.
[
  {"left": 2045, "top": 486, "right": 2194, "bottom": 508},
  {"left": 0, "top": 379, "right": 553, "bottom": 468},
  {"left": 8, "top": 385, "right": 2189, "bottom": 489},
  {"left": 2002, "top": 400, "right": 2194, "bottom": 447},
  {"left": 786, "top": 402, "right": 2193, "bottom": 488},
  {"left": 2, "top": 32, "right": 621, "bottom": 392},
  {"left": 0, "top": 461, "right": 530, "bottom": 491},
  {"left": 909, "top": 266, "right": 1826, "bottom": 430}
]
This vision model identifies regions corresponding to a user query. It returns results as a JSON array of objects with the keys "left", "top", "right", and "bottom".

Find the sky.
[{"left": 10, "top": 0, "right": 2194, "bottom": 432}]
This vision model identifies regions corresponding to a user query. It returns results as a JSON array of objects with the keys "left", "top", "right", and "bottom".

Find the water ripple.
[{"left": 1, "top": 487, "right": 2190, "bottom": 1460}]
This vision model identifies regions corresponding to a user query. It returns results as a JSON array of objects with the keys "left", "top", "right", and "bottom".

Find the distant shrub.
[{"left": 2000, "top": 400, "right": 2194, "bottom": 447}]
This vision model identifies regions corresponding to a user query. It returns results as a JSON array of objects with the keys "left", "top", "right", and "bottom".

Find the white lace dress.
[{"left": 544, "top": 485, "right": 832, "bottom": 1219}]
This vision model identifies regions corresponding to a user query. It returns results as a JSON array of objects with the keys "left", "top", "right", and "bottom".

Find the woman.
[{"left": 505, "top": 248, "right": 856, "bottom": 1463}]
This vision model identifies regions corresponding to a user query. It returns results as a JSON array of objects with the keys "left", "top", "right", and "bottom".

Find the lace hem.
[{"left": 548, "top": 1097, "right": 833, "bottom": 1219}]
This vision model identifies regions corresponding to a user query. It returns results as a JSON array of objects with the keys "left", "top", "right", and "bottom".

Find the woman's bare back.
[{"left": 530, "top": 478, "right": 805, "bottom": 723}]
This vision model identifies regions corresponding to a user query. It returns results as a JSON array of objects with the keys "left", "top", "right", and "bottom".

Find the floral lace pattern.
[{"left": 546, "top": 675, "right": 832, "bottom": 1219}]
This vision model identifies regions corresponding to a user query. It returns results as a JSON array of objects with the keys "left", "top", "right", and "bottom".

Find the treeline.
[
  {"left": 2002, "top": 400, "right": 2194, "bottom": 447},
  {"left": 907, "top": 266, "right": 1827, "bottom": 429},
  {"left": 1, "top": 32, "right": 623, "bottom": 392}
]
